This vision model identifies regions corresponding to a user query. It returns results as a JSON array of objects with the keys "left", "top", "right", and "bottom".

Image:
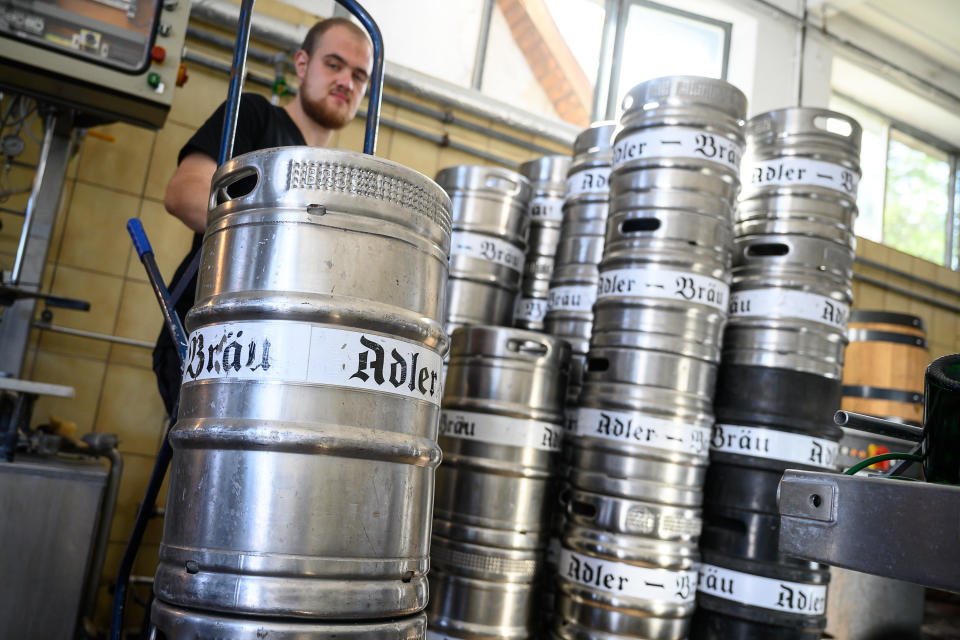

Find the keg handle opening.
[
  {"left": 506, "top": 338, "right": 550, "bottom": 358},
  {"left": 621, "top": 217, "right": 662, "bottom": 234},
  {"left": 569, "top": 498, "right": 598, "bottom": 520},
  {"left": 586, "top": 357, "right": 609, "bottom": 372},
  {"left": 210, "top": 166, "right": 261, "bottom": 208},
  {"left": 484, "top": 174, "right": 521, "bottom": 193},
  {"left": 745, "top": 242, "right": 790, "bottom": 258}
]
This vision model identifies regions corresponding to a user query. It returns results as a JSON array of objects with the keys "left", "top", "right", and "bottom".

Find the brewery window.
[
  {"left": 605, "top": 1, "right": 731, "bottom": 120},
  {"left": 830, "top": 94, "right": 960, "bottom": 268}
]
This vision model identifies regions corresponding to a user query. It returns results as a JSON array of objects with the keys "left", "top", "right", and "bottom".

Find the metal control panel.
[{"left": 0, "top": 0, "right": 190, "bottom": 128}]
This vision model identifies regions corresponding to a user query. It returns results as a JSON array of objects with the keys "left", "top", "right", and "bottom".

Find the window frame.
[
  {"left": 598, "top": 0, "right": 733, "bottom": 120},
  {"left": 833, "top": 90, "right": 960, "bottom": 269}
]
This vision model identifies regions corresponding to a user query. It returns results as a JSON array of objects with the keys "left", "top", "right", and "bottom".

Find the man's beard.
[{"left": 300, "top": 88, "right": 352, "bottom": 130}]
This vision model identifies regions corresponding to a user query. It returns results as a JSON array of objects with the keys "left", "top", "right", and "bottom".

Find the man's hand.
[{"left": 164, "top": 152, "right": 218, "bottom": 233}]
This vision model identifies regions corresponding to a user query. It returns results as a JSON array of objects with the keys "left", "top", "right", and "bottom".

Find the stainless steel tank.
[
  {"left": 429, "top": 326, "right": 570, "bottom": 639},
  {"left": 437, "top": 165, "right": 531, "bottom": 331},
  {"left": 153, "top": 147, "right": 451, "bottom": 621},
  {"left": 515, "top": 156, "right": 572, "bottom": 331},
  {"left": 152, "top": 600, "right": 429, "bottom": 639}
]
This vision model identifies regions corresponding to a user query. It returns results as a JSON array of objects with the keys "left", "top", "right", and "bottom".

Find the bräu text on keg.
[
  {"left": 350, "top": 335, "right": 439, "bottom": 400},
  {"left": 184, "top": 330, "right": 271, "bottom": 380},
  {"left": 480, "top": 239, "right": 522, "bottom": 269},
  {"left": 599, "top": 272, "right": 725, "bottom": 305}
]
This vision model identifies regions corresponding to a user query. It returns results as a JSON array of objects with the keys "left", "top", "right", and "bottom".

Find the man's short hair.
[{"left": 300, "top": 17, "right": 371, "bottom": 57}]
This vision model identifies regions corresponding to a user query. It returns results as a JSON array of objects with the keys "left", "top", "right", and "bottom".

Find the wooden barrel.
[{"left": 841, "top": 310, "right": 929, "bottom": 423}]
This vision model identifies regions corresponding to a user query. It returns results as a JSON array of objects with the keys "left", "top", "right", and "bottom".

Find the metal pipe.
[
  {"left": 186, "top": 25, "right": 277, "bottom": 65},
  {"left": 855, "top": 256, "right": 960, "bottom": 300},
  {"left": 83, "top": 444, "right": 123, "bottom": 620},
  {"left": 835, "top": 410, "right": 924, "bottom": 442},
  {"left": 12, "top": 112, "right": 55, "bottom": 284},
  {"left": 591, "top": 0, "right": 619, "bottom": 121},
  {"left": 471, "top": 0, "right": 495, "bottom": 90},
  {"left": 333, "top": 0, "right": 383, "bottom": 155},
  {"left": 853, "top": 272, "right": 960, "bottom": 315},
  {"left": 217, "top": 0, "right": 256, "bottom": 166},
  {"left": 947, "top": 155, "right": 957, "bottom": 269},
  {"left": 32, "top": 322, "right": 154, "bottom": 349},
  {"left": 182, "top": 50, "right": 522, "bottom": 167}
]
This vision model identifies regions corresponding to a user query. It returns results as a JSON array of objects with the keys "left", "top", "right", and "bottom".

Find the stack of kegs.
[
  {"left": 150, "top": 148, "right": 452, "bottom": 638},
  {"left": 515, "top": 156, "right": 572, "bottom": 331},
  {"left": 540, "top": 121, "right": 616, "bottom": 623},
  {"left": 428, "top": 326, "right": 569, "bottom": 638},
  {"left": 554, "top": 76, "right": 747, "bottom": 640},
  {"left": 693, "top": 108, "right": 862, "bottom": 639},
  {"left": 544, "top": 121, "right": 617, "bottom": 416},
  {"left": 437, "top": 165, "right": 532, "bottom": 332}
]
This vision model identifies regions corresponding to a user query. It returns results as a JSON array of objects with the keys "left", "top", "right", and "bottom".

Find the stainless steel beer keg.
[
  {"left": 723, "top": 233, "right": 854, "bottom": 379},
  {"left": 613, "top": 76, "right": 747, "bottom": 213},
  {"left": 437, "top": 165, "right": 531, "bottom": 330},
  {"left": 154, "top": 147, "right": 451, "bottom": 620},
  {"left": 515, "top": 155, "right": 572, "bottom": 330},
  {"left": 555, "top": 513, "right": 699, "bottom": 638},
  {"left": 429, "top": 326, "right": 569, "bottom": 638},
  {"left": 739, "top": 107, "right": 862, "bottom": 214},
  {"left": 152, "top": 600, "right": 429, "bottom": 639}
]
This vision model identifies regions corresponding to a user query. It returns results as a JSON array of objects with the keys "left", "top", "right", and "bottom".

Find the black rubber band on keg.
[
  {"left": 847, "top": 328, "right": 928, "bottom": 348},
  {"left": 849, "top": 310, "right": 926, "bottom": 330},
  {"left": 703, "top": 460, "right": 783, "bottom": 513},
  {"left": 714, "top": 364, "right": 843, "bottom": 438},
  {"left": 691, "top": 606, "right": 826, "bottom": 640},
  {"left": 926, "top": 353, "right": 960, "bottom": 392},
  {"left": 842, "top": 385, "right": 923, "bottom": 404}
]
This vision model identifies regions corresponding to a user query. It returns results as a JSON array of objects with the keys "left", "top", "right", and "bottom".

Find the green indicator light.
[{"left": 147, "top": 72, "right": 161, "bottom": 88}]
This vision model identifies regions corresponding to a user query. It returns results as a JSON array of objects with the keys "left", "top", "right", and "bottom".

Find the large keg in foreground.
[
  {"left": 153, "top": 148, "right": 451, "bottom": 623},
  {"left": 437, "top": 165, "right": 531, "bottom": 330},
  {"left": 515, "top": 155, "right": 571, "bottom": 330},
  {"left": 152, "top": 601, "right": 428, "bottom": 639},
  {"left": 841, "top": 310, "right": 928, "bottom": 423},
  {"left": 429, "top": 326, "right": 569, "bottom": 639}
]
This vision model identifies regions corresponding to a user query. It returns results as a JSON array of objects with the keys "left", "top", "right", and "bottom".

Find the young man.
[{"left": 153, "top": 17, "right": 374, "bottom": 415}]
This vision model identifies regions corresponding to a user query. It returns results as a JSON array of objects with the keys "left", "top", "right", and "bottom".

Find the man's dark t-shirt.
[{"left": 153, "top": 93, "right": 306, "bottom": 415}]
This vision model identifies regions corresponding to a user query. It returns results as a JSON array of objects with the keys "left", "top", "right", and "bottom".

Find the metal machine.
[{"left": 0, "top": 0, "right": 191, "bottom": 128}]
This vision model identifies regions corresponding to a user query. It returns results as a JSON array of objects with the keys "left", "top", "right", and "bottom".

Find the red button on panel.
[{"left": 151, "top": 45, "right": 166, "bottom": 63}]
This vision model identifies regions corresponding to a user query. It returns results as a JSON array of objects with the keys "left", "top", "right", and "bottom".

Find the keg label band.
[
  {"left": 575, "top": 408, "right": 710, "bottom": 456},
  {"left": 697, "top": 564, "right": 827, "bottom": 615},
  {"left": 597, "top": 267, "right": 728, "bottom": 311},
  {"left": 711, "top": 424, "right": 839, "bottom": 468},
  {"left": 613, "top": 127, "right": 744, "bottom": 169},
  {"left": 183, "top": 322, "right": 443, "bottom": 406},
  {"left": 744, "top": 157, "right": 859, "bottom": 195},
  {"left": 566, "top": 168, "right": 610, "bottom": 195},
  {"left": 728, "top": 289, "right": 849, "bottom": 329},
  {"left": 450, "top": 230, "right": 524, "bottom": 272},
  {"left": 560, "top": 549, "right": 697, "bottom": 603},
  {"left": 530, "top": 196, "right": 564, "bottom": 222},
  {"left": 547, "top": 284, "right": 597, "bottom": 313},
  {"left": 440, "top": 410, "right": 562, "bottom": 451},
  {"left": 514, "top": 297, "right": 547, "bottom": 323}
]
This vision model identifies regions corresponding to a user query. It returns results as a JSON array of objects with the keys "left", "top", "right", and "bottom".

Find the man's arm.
[{"left": 163, "top": 152, "right": 218, "bottom": 233}]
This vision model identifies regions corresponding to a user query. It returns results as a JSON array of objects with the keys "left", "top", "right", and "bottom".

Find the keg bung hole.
[
  {"left": 746, "top": 242, "right": 790, "bottom": 257},
  {"left": 814, "top": 115, "right": 853, "bottom": 137},
  {"left": 570, "top": 500, "right": 598, "bottom": 519},
  {"left": 587, "top": 357, "right": 609, "bottom": 372},
  {"left": 621, "top": 218, "right": 661, "bottom": 233},
  {"left": 809, "top": 494, "right": 822, "bottom": 508},
  {"left": 401, "top": 570, "right": 415, "bottom": 583}
]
